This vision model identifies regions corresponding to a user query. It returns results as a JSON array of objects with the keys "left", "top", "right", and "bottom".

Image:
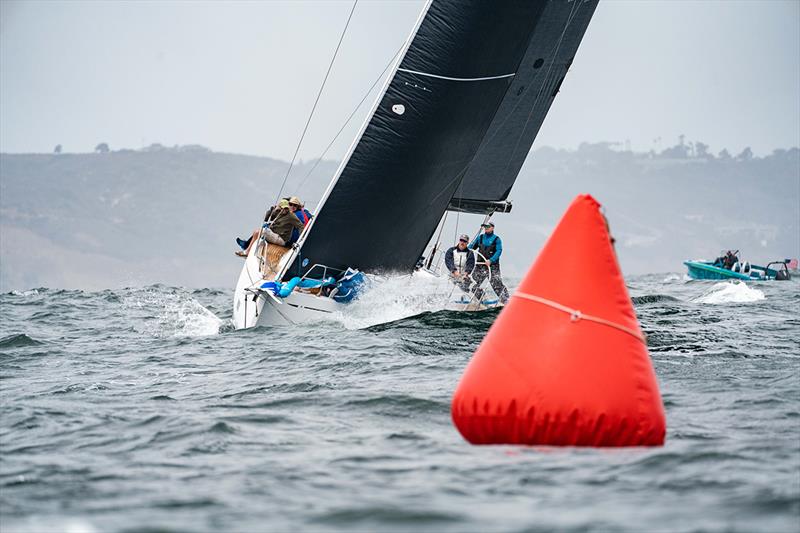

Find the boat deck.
[{"left": 258, "top": 242, "right": 291, "bottom": 279}]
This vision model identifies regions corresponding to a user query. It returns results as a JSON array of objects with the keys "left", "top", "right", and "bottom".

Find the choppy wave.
[
  {"left": 120, "top": 286, "right": 222, "bottom": 337},
  {"left": 1, "top": 276, "right": 798, "bottom": 533},
  {"left": 631, "top": 294, "right": 681, "bottom": 305},
  {"left": 0, "top": 333, "right": 43, "bottom": 348},
  {"left": 331, "top": 273, "right": 466, "bottom": 329},
  {"left": 692, "top": 281, "right": 766, "bottom": 304}
]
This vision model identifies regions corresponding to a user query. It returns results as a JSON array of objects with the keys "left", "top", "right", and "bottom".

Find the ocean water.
[{"left": 1, "top": 275, "right": 798, "bottom": 533}]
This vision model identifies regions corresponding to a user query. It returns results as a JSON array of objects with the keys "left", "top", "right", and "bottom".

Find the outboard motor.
[{"left": 732, "top": 262, "right": 741, "bottom": 273}]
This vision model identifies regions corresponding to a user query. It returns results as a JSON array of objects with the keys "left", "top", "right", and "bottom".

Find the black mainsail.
[
  {"left": 449, "top": 0, "right": 598, "bottom": 214},
  {"left": 288, "top": 0, "right": 598, "bottom": 278}
]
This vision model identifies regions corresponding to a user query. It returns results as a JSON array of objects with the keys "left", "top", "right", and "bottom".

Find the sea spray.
[
  {"left": 120, "top": 286, "right": 222, "bottom": 337},
  {"left": 692, "top": 281, "right": 766, "bottom": 304},
  {"left": 330, "top": 272, "right": 461, "bottom": 329}
]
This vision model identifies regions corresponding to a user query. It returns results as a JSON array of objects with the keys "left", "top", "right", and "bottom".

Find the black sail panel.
[
  {"left": 292, "top": 0, "right": 566, "bottom": 277},
  {"left": 449, "top": 0, "right": 599, "bottom": 213}
]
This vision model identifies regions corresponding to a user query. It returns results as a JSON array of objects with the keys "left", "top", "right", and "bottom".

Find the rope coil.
[{"left": 512, "top": 291, "right": 646, "bottom": 344}]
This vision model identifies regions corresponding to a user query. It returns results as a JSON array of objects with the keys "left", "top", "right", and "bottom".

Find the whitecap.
[
  {"left": 159, "top": 297, "right": 222, "bottom": 337},
  {"left": 330, "top": 272, "right": 462, "bottom": 329},
  {"left": 9, "top": 289, "right": 40, "bottom": 296},
  {"left": 122, "top": 287, "right": 222, "bottom": 337},
  {"left": 692, "top": 281, "right": 765, "bottom": 305}
]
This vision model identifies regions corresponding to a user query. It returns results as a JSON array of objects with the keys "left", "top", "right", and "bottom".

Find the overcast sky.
[{"left": 1, "top": 0, "right": 798, "bottom": 160}]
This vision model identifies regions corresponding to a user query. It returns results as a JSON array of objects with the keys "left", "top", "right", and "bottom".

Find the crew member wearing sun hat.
[
  {"left": 445, "top": 233, "right": 476, "bottom": 292},
  {"left": 470, "top": 222, "right": 509, "bottom": 303},
  {"left": 265, "top": 199, "right": 304, "bottom": 245},
  {"left": 236, "top": 199, "right": 305, "bottom": 257}
]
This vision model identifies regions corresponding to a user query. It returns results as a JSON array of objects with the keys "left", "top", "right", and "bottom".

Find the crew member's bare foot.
[{"left": 235, "top": 251, "right": 247, "bottom": 258}]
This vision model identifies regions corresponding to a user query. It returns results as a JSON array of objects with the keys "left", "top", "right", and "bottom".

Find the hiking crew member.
[
  {"left": 470, "top": 222, "right": 510, "bottom": 304},
  {"left": 444, "top": 234, "right": 476, "bottom": 292},
  {"left": 236, "top": 199, "right": 305, "bottom": 257},
  {"left": 723, "top": 250, "right": 739, "bottom": 270},
  {"left": 267, "top": 199, "right": 305, "bottom": 245}
]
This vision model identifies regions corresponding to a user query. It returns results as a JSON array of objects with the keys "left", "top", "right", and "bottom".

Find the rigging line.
[
  {"left": 293, "top": 42, "right": 405, "bottom": 195},
  {"left": 397, "top": 68, "right": 516, "bottom": 82},
  {"left": 273, "top": 0, "right": 359, "bottom": 205},
  {"left": 426, "top": 211, "right": 448, "bottom": 270},
  {"left": 274, "top": 0, "right": 434, "bottom": 283}
]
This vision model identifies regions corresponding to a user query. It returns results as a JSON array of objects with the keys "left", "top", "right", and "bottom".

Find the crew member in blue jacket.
[{"left": 470, "top": 222, "right": 509, "bottom": 304}]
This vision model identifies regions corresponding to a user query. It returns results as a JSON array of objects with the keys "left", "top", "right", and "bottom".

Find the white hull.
[
  {"left": 233, "top": 248, "right": 501, "bottom": 329},
  {"left": 232, "top": 242, "right": 344, "bottom": 329},
  {"left": 237, "top": 288, "right": 341, "bottom": 327}
]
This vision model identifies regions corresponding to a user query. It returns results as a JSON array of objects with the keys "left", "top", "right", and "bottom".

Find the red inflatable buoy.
[{"left": 451, "top": 194, "right": 666, "bottom": 446}]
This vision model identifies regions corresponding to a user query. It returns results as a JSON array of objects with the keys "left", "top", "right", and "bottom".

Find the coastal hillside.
[{"left": 1, "top": 143, "right": 797, "bottom": 290}]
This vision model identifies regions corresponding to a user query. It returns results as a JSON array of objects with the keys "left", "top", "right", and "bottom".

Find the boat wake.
[
  {"left": 692, "top": 281, "right": 766, "bottom": 305},
  {"left": 121, "top": 286, "right": 223, "bottom": 337},
  {"left": 330, "top": 273, "right": 462, "bottom": 329}
]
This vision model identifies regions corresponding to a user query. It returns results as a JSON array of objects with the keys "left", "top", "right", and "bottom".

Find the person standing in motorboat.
[
  {"left": 470, "top": 222, "right": 510, "bottom": 304},
  {"left": 444, "top": 234, "right": 476, "bottom": 292},
  {"left": 236, "top": 199, "right": 305, "bottom": 257},
  {"left": 712, "top": 250, "right": 739, "bottom": 270}
]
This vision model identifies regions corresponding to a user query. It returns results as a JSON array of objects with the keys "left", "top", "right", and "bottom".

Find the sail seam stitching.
[
  {"left": 512, "top": 291, "right": 646, "bottom": 344},
  {"left": 398, "top": 68, "right": 515, "bottom": 82}
]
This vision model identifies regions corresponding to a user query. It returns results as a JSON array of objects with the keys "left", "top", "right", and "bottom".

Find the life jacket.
[
  {"left": 451, "top": 249, "right": 472, "bottom": 274},
  {"left": 473, "top": 234, "right": 498, "bottom": 262},
  {"left": 296, "top": 209, "right": 311, "bottom": 225},
  {"left": 289, "top": 209, "right": 313, "bottom": 244}
]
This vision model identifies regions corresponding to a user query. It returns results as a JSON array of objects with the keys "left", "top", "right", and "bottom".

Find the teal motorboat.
[{"left": 685, "top": 251, "right": 791, "bottom": 281}]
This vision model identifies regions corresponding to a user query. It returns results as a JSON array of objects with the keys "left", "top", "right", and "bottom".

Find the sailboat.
[{"left": 233, "top": 0, "right": 598, "bottom": 329}]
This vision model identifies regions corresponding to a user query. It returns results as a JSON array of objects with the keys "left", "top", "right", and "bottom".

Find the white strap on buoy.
[{"left": 512, "top": 291, "right": 647, "bottom": 344}]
